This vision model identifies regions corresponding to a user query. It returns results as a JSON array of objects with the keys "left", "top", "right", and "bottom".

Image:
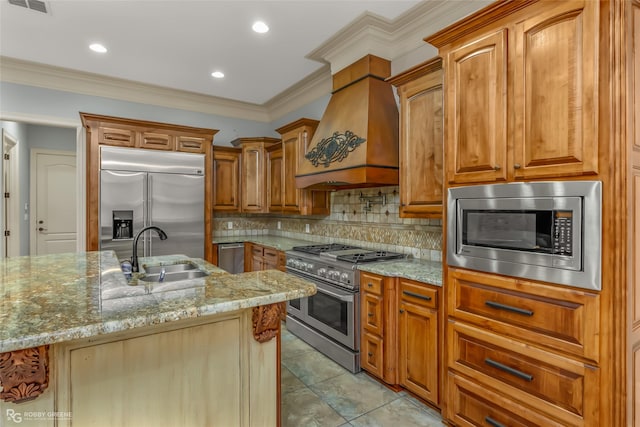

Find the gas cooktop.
[{"left": 290, "top": 244, "right": 405, "bottom": 264}]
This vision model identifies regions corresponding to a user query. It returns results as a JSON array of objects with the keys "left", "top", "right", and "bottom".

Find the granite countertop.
[
  {"left": 213, "top": 235, "right": 316, "bottom": 251},
  {"left": 357, "top": 258, "right": 443, "bottom": 287},
  {"left": 0, "top": 251, "right": 316, "bottom": 353}
]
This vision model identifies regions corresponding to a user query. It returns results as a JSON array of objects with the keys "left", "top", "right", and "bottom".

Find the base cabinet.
[
  {"left": 446, "top": 267, "right": 600, "bottom": 426},
  {"left": 359, "top": 271, "right": 440, "bottom": 406},
  {"left": 244, "top": 242, "right": 285, "bottom": 273}
]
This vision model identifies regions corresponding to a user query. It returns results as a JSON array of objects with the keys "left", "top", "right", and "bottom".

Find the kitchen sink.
[
  {"left": 143, "top": 262, "right": 199, "bottom": 275},
  {"left": 139, "top": 270, "right": 209, "bottom": 283}
]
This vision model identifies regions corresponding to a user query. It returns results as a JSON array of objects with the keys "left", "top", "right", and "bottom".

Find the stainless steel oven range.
[{"left": 285, "top": 244, "right": 405, "bottom": 373}]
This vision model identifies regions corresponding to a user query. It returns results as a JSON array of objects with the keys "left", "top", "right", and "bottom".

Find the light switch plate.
[
  {"left": 227, "top": 221, "right": 233, "bottom": 230},
  {"left": 305, "top": 224, "right": 310, "bottom": 233},
  {"left": 277, "top": 221, "right": 281, "bottom": 229}
]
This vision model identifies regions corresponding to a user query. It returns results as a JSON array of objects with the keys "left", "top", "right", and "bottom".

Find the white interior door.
[
  {"left": 31, "top": 149, "right": 77, "bottom": 255},
  {"left": 2, "top": 129, "right": 19, "bottom": 257}
]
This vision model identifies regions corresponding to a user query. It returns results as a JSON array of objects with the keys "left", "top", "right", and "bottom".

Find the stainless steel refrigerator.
[{"left": 100, "top": 146, "right": 205, "bottom": 261}]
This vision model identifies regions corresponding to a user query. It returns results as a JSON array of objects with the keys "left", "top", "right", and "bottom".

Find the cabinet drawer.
[
  {"left": 360, "top": 272, "right": 384, "bottom": 296},
  {"left": 140, "top": 132, "right": 174, "bottom": 150},
  {"left": 361, "top": 331, "right": 384, "bottom": 378},
  {"left": 398, "top": 278, "right": 437, "bottom": 309},
  {"left": 361, "top": 292, "right": 384, "bottom": 336},
  {"left": 449, "top": 321, "right": 595, "bottom": 423},
  {"left": 177, "top": 136, "right": 207, "bottom": 153},
  {"left": 447, "top": 372, "right": 567, "bottom": 427},
  {"left": 251, "top": 246, "right": 264, "bottom": 257},
  {"left": 98, "top": 126, "right": 136, "bottom": 147},
  {"left": 448, "top": 269, "right": 599, "bottom": 362},
  {"left": 263, "top": 248, "right": 278, "bottom": 262}
]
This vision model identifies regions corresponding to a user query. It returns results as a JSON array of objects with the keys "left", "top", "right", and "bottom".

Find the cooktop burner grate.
[
  {"left": 291, "top": 243, "right": 359, "bottom": 255},
  {"left": 336, "top": 251, "right": 406, "bottom": 263}
]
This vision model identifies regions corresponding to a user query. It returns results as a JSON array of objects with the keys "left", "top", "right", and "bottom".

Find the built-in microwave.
[{"left": 447, "top": 181, "right": 602, "bottom": 290}]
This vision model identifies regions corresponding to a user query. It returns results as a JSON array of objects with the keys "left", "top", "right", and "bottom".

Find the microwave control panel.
[{"left": 553, "top": 211, "right": 573, "bottom": 256}]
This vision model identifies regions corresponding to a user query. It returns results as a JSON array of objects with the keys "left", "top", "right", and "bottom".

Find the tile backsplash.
[{"left": 213, "top": 186, "right": 442, "bottom": 261}]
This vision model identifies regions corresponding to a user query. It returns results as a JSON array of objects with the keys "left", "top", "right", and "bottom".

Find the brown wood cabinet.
[
  {"left": 80, "top": 113, "right": 217, "bottom": 262},
  {"left": 427, "top": 0, "right": 598, "bottom": 185},
  {"left": 398, "top": 278, "right": 439, "bottom": 405},
  {"left": 388, "top": 58, "right": 444, "bottom": 218},
  {"left": 231, "top": 137, "right": 280, "bottom": 213},
  {"left": 275, "top": 119, "right": 330, "bottom": 216},
  {"left": 212, "top": 147, "right": 241, "bottom": 212},
  {"left": 360, "top": 271, "right": 441, "bottom": 406},
  {"left": 267, "top": 143, "right": 284, "bottom": 212},
  {"left": 446, "top": 267, "right": 600, "bottom": 426},
  {"left": 244, "top": 242, "right": 285, "bottom": 273}
]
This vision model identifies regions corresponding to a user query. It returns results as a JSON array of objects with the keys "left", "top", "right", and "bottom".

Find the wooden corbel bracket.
[{"left": 0, "top": 346, "right": 49, "bottom": 403}]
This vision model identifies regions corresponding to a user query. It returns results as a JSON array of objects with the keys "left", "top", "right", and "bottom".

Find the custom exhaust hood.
[{"left": 295, "top": 55, "right": 399, "bottom": 190}]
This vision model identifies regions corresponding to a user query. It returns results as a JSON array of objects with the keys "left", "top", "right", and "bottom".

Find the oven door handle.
[{"left": 316, "top": 286, "right": 354, "bottom": 303}]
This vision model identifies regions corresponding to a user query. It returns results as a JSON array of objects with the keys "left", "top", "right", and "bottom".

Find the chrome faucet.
[{"left": 131, "top": 226, "right": 168, "bottom": 272}]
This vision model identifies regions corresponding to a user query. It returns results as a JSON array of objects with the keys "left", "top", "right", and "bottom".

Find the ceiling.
[{"left": 0, "top": 0, "right": 431, "bottom": 105}]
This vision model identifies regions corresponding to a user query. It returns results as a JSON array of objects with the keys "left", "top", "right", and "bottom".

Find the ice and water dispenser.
[{"left": 112, "top": 210, "right": 133, "bottom": 240}]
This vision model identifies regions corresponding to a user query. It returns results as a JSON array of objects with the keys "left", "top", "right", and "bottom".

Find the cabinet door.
[
  {"left": 398, "top": 285, "right": 439, "bottom": 405},
  {"left": 213, "top": 148, "right": 241, "bottom": 212},
  {"left": 139, "top": 131, "right": 175, "bottom": 150},
  {"left": 446, "top": 30, "right": 508, "bottom": 184},
  {"left": 267, "top": 145, "right": 284, "bottom": 212},
  {"left": 281, "top": 134, "right": 301, "bottom": 213},
  {"left": 177, "top": 135, "right": 207, "bottom": 153},
  {"left": 242, "top": 143, "right": 266, "bottom": 212},
  {"left": 512, "top": 0, "right": 598, "bottom": 179},
  {"left": 399, "top": 67, "right": 444, "bottom": 217}
]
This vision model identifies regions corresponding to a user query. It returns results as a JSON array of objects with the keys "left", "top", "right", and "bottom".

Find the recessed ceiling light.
[
  {"left": 252, "top": 21, "right": 269, "bottom": 34},
  {"left": 89, "top": 43, "right": 107, "bottom": 53},
  {"left": 211, "top": 71, "right": 224, "bottom": 79}
]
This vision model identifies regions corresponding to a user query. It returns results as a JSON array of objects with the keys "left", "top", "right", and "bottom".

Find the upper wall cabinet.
[
  {"left": 212, "top": 146, "right": 241, "bottom": 213},
  {"left": 388, "top": 58, "right": 444, "bottom": 218},
  {"left": 426, "top": 0, "right": 599, "bottom": 184},
  {"left": 231, "top": 137, "right": 280, "bottom": 213},
  {"left": 275, "top": 119, "right": 330, "bottom": 216}
]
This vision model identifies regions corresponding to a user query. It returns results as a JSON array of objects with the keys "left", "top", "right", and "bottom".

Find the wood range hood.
[{"left": 295, "top": 55, "right": 399, "bottom": 190}]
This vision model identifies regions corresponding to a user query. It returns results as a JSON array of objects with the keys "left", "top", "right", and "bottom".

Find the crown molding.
[
  {"left": 0, "top": 56, "right": 271, "bottom": 122},
  {"left": 306, "top": 0, "right": 491, "bottom": 73}
]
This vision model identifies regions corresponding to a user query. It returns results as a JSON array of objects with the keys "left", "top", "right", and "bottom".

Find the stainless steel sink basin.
[
  {"left": 139, "top": 270, "right": 209, "bottom": 283},
  {"left": 143, "top": 262, "right": 199, "bottom": 275}
]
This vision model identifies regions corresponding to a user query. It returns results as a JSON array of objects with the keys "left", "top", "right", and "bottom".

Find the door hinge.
[
  {"left": 3, "top": 153, "right": 9, "bottom": 160},
  {"left": 4, "top": 192, "right": 9, "bottom": 198},
  {"left": 4, "top": 230, "right": 10, "bottom": 237}
]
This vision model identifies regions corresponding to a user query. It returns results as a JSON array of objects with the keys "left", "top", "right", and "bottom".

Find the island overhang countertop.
[{"left": 0, "top": 251, "right": 316, "bottom": 353}]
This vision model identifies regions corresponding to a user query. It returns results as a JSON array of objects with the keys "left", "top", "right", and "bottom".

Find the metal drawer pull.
[
  {"left": 485, "top": 358, "right": 533, "bottom": 382},
  {"left": 368, "top": 313, "right": 374, "bottom": 317},
  {"left": 485, "top": 416, "right": 506, "bottom": 427},
  {"left": 402, "top": 290, "right": 432, "bottom": 301},
  {"left": 485, "top": 300, "right": 534, "bottom": 316}
]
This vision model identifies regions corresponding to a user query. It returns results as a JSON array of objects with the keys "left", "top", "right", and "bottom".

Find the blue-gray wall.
[
  {"left": 1, "top": 121, "right": 76, "bottom": 255},
  {"left": 0, "top": 82, "right": 329, "bottom": 145}
]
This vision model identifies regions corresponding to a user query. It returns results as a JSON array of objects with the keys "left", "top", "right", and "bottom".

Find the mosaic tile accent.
[{"left": 213, "top": 186, "right": 443, "bottom": 260}]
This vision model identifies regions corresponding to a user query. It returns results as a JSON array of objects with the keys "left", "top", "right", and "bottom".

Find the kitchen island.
[{"left": 0, "top": 251, "right": 316, "bottom": 426}]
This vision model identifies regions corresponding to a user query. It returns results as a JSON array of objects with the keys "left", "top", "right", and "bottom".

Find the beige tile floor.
[{"left": 281, "top": 324, "right": 444, "bottom": 427}]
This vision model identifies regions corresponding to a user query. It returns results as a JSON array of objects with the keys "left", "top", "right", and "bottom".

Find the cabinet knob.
[
  {"left": 399, "top": 309, "right": 405, "bottom": 314},
  {"left": 368, "top": 352, "right": 373, "bottom": 357},
  {"left": 494, "top": 164, "right": 501, "bottom": 171},
  {"left": 514, "top": 163, "right": 522, "bottom": 169},
  {"left": 367, "top": 283, "right": 373, "bottom": 288},
  {"left": 368, "top": 313, "right": 374, "bottom": 317}
]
